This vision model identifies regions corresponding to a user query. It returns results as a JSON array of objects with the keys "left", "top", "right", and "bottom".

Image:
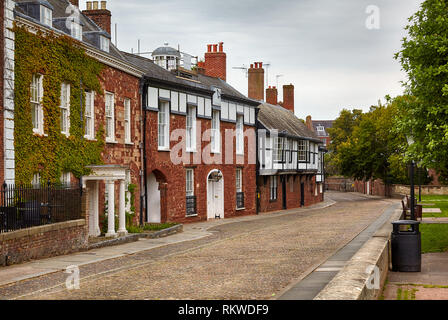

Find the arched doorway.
[
  {"left": 207, "top": 169, "right": 224, "bottom": 220},
  {"left": 147, "top": 170, "right": 167, "bottom": 223}
]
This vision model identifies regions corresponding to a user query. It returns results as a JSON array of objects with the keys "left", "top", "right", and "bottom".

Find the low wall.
[
  {"left": 325, "top": 177, "right": 354, "bottom": 192},
  {"left": 314, "top": 209, "right": 402, "bottom": 300},
  {"left": 392, "top": 184, "right": 448, "bottom": 196},
  {"left": 0, "top": 219, "right": 88, "bottom": 266}
]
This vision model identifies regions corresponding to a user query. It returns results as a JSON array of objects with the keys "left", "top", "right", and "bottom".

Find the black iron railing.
[
  {"left": 0, "top": 182, "right": 82, "bottom": 234},
  {"left": 186, "top": 195, "right": 197, "bottom": 216},
  {"left": 236, "top": 192, "right": 245, "bottom": 209}
]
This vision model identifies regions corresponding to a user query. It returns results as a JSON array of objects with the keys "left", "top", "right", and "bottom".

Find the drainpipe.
[
  {"left": 255, "top": 107, "right": 260, "bottom": 215},
  {"left": 79, "top": 79, "right": 84, "bottom": 195},
  {"left": 139, "top": 78, "right": 148, "bottom": 226}
]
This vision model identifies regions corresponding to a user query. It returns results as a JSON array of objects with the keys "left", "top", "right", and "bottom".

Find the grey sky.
[{"left": 81, "top": 0, "right": 423, "bottom": 120}]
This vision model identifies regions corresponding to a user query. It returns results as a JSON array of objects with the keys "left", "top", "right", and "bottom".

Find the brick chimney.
[
  {"left": 266, "top": 86, "right": 278, "bottom": 105},
  {"left": 248, "top": 62, "right": 264, "bottom": 101},
  {"left": 69, "top": 0, "right": 79, "bottom": 6},
  {"left": 306, "top": 116, "right": 314, "bottom": 131},
  {"left": 83, "top": 1, "right": 112, "bottom": 35},
  {"left": 204, "top": 42, "right": 226, "bottom": 81},
  {"left": 197, "top": 61, "right": 206, "bottom": 75},
  {"left": 282, "top": 84, "right": 295, "bottom": 113}
]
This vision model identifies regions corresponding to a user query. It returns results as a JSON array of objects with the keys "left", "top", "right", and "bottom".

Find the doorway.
[
  {"left": 147, "top": 172, "right": 161, "bottom": 223},
  {"left": 300, "top": 182, "right": 305, "bottom": 207},
  {"left": 207, "top": 170, "right": 224, "bottom": 220}
]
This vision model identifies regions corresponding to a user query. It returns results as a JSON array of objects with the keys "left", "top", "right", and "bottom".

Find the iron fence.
[{"left": 0, "top": 182, "right": 82, "bottom": 234}]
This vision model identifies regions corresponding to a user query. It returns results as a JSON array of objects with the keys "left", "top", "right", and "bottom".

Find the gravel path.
[{"left": 11, "top": 193, "right": 395, "bottom": 300}]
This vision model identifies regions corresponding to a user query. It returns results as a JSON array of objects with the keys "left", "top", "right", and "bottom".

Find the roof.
[
  {"left": 258, "top": 103, "right": 322, "bottom": 142},
  {"left": 121, "top": 51, "right": 258, "bottom": 105},
  {"left": 152, "top": 45, "right": 181, "bottom": 58},
  {"left": 14, "top": 0, "right": 129, "bottom": 63},
  {"left": 311, "top": 120, "right": 334, "bottom": 137}
]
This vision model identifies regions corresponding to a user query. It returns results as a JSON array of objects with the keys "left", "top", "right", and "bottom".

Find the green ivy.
[{"left": 14, "top": 26, "right": 106, "bottom": 184}]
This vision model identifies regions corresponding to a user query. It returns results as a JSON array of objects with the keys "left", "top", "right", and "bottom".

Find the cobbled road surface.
[{"left": 0, "top": 192, "right": 396, "bottom": 300}]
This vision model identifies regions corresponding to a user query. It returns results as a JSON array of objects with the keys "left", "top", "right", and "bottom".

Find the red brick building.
[
  {"left": 251, "top": 65, "right": 325, "bottom": 213},
  {"left": 124, "top": 43, "right": 259, "bottom": 224},
  {"left": 14, "top": 0, "right": 146, "bottom": 237}
]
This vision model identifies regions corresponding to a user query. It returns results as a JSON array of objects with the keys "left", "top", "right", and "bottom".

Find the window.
[
  {"left": 85, "top": 91, "right": 95, "bottom": 139},
  {"left": 236, "top": 168, "right": 244, "bottom": 209},
  {"left": 31, "top": 74, "right": 44, "bottom": 135},
  {"left": 211, "top": 110, "right": 220, "bottom": 153},
  {"left": 298, "top": 140, "right": 307, "bottom": 162},
  {"left": 273, "top": 137, "right": 284, "bottom": 163},
  {"left": 105, "top": 92, "right": 115, "bottom": 142},
  {"left": 100, "top": 36, "right": 110, "bottom": 53},
  {"left": 316, "top": 125, "right": 325, "bottom": 135},
  {"left": 60, "top": 83, "right": 70, "bottom": 136},
  {"left": 270, "top": 176, "right": 278, "bottom": 201},
  {"left": 60, "top": 172, "right": 71, "bottom": 187},
  {"left": 236, "top": 114, "right": 244, "bottom": 155},
  {"left": 158, "top": 101, "right": 170, "bottom": 149},
  {"left": 40, "top": 6, "right": 52, "bottom": 27},
  {"left": 186, "top": 169, "right": 196, "bottom": 216},
  {"left": 32, "top": 173, "right": 41, "bottom": 188},
  {"left": 70, "top": 20, "right": 82, "bottom": 41},
  {"left": 289, "top": 140, "right": 294, "bottom": 163},
  {"left": 124, "top": 98, "right": 131, "bottom": 144},
  {"left": 186, "top": 106, "right": 196, "bottom": 151}
]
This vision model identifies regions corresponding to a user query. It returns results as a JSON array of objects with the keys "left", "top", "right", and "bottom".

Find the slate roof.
[
  {"left": 258, "top": 103, "right": 322, "bottom": 142},
  {"left": 14, "top": 0, "right": 128, "bottom": 62},
  {"left": 152, "top": 46, "right": 181, "bottom": 58},
  {"left": 122, "top": 51, "right": 258, "bottom": 105},
  {"left": 312, "top": 120, "right": 334, "bottom": 137}
]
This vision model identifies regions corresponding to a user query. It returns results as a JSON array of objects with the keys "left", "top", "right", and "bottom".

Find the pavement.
[
  {"left": 383, "top": 252, "right": 448, "bottom": 300},
  {"left": 0, "top": 192, "right": 398, "bottom": 300}
]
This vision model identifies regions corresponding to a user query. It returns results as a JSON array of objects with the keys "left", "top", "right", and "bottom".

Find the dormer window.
[
  {"left": 100, "top": 36, "right": 110, "bottom": 53},
  {"left": 40, "top": 5, "right": 52, "bottom": 27},
  {"left": 316, "top": 125, "right": 325, "bottom": 135},
  {"left": 70, "top": 21, "right": 82, "bottom": 41}
]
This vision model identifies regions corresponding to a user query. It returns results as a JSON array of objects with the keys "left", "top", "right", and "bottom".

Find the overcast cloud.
[{"left": 81, "top": 0, "right": 424, "bottom": 120}]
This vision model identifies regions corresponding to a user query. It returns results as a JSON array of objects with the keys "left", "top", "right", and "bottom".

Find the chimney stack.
[
  {"left": 69, "top": 0, "right": 79, "bottom": 6},
  {"left": 197, "top": 61, "right": 206, "bottom": 75},
  {"left": 83, "top": 1, "right": 112, "bottom": 35},
  {"left": 266, "top": 86, "right": 278, "bottom": 105},
  {"left": 282, "top": 84, "right": 295, "bottom": 113},
  {"left": 248, "top": 62, "right": 265, "bottom": 101},
  {"left": 204, "top": 42, "right": 227, "bottom": 81},
  {"left": 306, "top": 116, "right": 314, "bottom": 131}
]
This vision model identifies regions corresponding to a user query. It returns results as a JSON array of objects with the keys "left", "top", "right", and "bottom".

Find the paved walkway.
[
  {"left": 278, "top": 201, "right": 399, "bottom": 300},
  {"left": 383, "top": 252, "right": 448, "bottom": 300},
  {"left": 0, "top": 192, "right": 397, "bottom": 300}
]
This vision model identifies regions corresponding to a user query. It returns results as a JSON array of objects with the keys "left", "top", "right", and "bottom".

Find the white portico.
[{"left": 83, "top": 165, "right": 129, "bottom": 238}]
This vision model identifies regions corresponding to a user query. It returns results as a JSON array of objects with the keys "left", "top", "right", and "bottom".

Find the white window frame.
[
  {"left": 84, "top": 91, "right": 95, "bottom": 140},
  {"left": 60, "top": 172, "right": 71, "bottom": 187},
  {"left": 100, "top": 36, "right": 110, "bottom": 53},
  {"left": 186, "top": 169, "right": 194, "bottom": 197},
  {"left": 32, "top": 173, "right": 41, "bottom": 188},
  {"left": 211, "top": 110, "right": 221, "bottom": 153},
  {"left": 270, "top": 176, "right": 278, "bottom": 201},
  {"left": 40, "top": 5, "right": 52, "bottom": 27},
  {"left": 236, "top": 168, "right": 242, "bottom": 193},
  {"left": 186, "top": 106, "right": 196, "bottom": 152},
  {"left": 236, "top": 114, "right": 244, "bottom": 155},
  {"left": 70, "top": 20, "right": 82, "bottom": 41},
  {"left": 31, "top": 74, "right": 44, "bottom": 135},
  {"left": 273, "top": 137, "right": 284, "bottom": 163},
  {"left": 125, "top": 170, "right": 132, "bottom": 213},
  {"left": 158, "top": 101, "right": 170, "bottom": 150},
  {"left": 60, "top": 83, "right": 70, "bottom": 136},
  {"left": 298, "top": 140, "right": 308, "bottom": 162},
  {"left": 124, "top": 98, "right": 132, "bottom": 144},
  {"left": 105, "top": 92, "right": 116, "bottom": 143}
]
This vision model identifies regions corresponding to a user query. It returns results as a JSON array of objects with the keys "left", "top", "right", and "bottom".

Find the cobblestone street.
[{"left": 0, "top": 192, "right": 397, "bottom": 300}]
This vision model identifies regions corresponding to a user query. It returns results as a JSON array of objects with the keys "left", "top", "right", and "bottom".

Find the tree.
[
  {"left": 327, "top": 109, "right": 363, "bottom": 153},
  {"left": 395, "top": 0, "right": 448, "bottom": 181}
]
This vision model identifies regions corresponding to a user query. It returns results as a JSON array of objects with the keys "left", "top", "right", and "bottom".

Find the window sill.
[
  {"left": 158, "top": 147, "right": 171, "bottom": 152},
  {"left": 186, "top": 149, "right": 197, "bottom": 153},
  {"left": 33, "top": 131, "right": 47, "bottom": 137},
  {"left": 186, "top": 214, "right": 198, "bottom": 217},
  {"left": 84, "top": 136, "right": 97, "bottom": 141},
  {"left": 269, "top": 199, "right": 278, "bottom": 203},
  {"left": 106, "top": 140, "right": 118, "bottom": 144},
  {"left": 236, "top": 152, "right": 244, "bottom": 156},
  {"left": 236, "top": 207, "right": 245, "bottom": 211},
  {"left": 125, "top": 142, "right": 134, "bottom": 146}
]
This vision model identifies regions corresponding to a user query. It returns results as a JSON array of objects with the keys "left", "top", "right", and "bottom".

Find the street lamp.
[{"left": 407, "top": 135, "right": 416, "bottom": 221}]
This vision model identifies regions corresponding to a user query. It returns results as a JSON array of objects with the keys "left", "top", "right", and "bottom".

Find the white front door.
[
  {"left": 207, "top": 171, "right": 224, "bottom": 220},
  {"left": 147, "top": 173, "right": 161, "bottom": 223}
]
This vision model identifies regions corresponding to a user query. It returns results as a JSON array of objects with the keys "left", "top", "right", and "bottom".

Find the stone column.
[
  {"left": 93, "top": 180, "right": 101, "bottom": 236},
  {"left": 118, "top": 179, "right": 128, "bottom": 235},
  {"left": 105, "top": 180, "right": 116, "bottom": 237}
]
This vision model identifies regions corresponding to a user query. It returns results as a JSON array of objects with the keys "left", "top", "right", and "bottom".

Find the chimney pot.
[
  {"left": 259, "top": 62, "right": 263, "bottom": 68},
  {"left": 213, "top": 44, "right": 218, "bottom": 52},
  {"left": 86, "top": 1, "right": 92, "bottom": 10},
  {"left": 101, "top": 1, "right": 106, "bottom": 9},
  {"left": 219, "top": 42, "right": 223, "bottom": 52},
  {"left": 93, "top": 1, "right": 99, "bottom": 10},
  {"left": 207, "top": 44, "right": 212, "bottom": 52}
]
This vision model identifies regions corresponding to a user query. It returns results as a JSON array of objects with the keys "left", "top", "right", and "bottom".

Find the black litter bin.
[{"left": 391, "top": 220, "right": 421, "bottom": 272}]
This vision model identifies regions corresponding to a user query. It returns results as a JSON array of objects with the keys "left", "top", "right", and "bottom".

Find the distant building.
[{"left": 306, "top": 116, "right": 334, "bottom": 148}]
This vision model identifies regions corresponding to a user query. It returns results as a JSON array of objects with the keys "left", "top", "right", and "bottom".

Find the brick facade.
[
  {"left": 83, "top": 6, "right": 112, "bottom": 35},
  {"left": 145, "top": 111, "right": 256, "bottom": 224},
  {"left": 94, "top": 66, "right": 142, "bottom": 227},
  {"left": 258, "top": 174, "right": 323, "bottom": 213}
]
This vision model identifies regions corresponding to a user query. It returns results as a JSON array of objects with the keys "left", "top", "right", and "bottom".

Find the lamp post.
[{"left": 407, "top": 135, "right": 416, "bottom": 221}]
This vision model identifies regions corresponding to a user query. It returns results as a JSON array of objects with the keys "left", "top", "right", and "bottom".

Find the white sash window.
[
  {"left": 158, "top": 101, "right": 170, "bottom": 149},
  {"left": 105, "top": 92, "right": 115, "bottom": 142},
  {"left": 60, "top": 83, "right": 70, "bottom": 136},
  {"left": 124, "top": 98, "right": 131, "bottom": 144},
  {"left": 84, "top": 91, "right": 95, "bottom": 139}
]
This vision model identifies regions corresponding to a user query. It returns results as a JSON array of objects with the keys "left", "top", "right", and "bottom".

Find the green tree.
[
  {"left": 327, "top": 109, "right": 363, "bottom": 153},
  {"left": 395, "top": 0, "right": 448, "bottom": 182}
]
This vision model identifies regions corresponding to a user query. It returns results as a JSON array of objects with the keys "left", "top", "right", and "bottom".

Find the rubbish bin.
[
  {"left": 391, "top": 220, "right": 421, "bottom": 272},
  {"left": 415, "top": 205, "right": 423, "bottom": 221}
]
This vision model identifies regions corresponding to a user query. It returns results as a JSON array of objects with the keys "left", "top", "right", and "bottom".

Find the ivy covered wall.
[{"left": 14, "top": 26, "right": 105, "bottom": 184}]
